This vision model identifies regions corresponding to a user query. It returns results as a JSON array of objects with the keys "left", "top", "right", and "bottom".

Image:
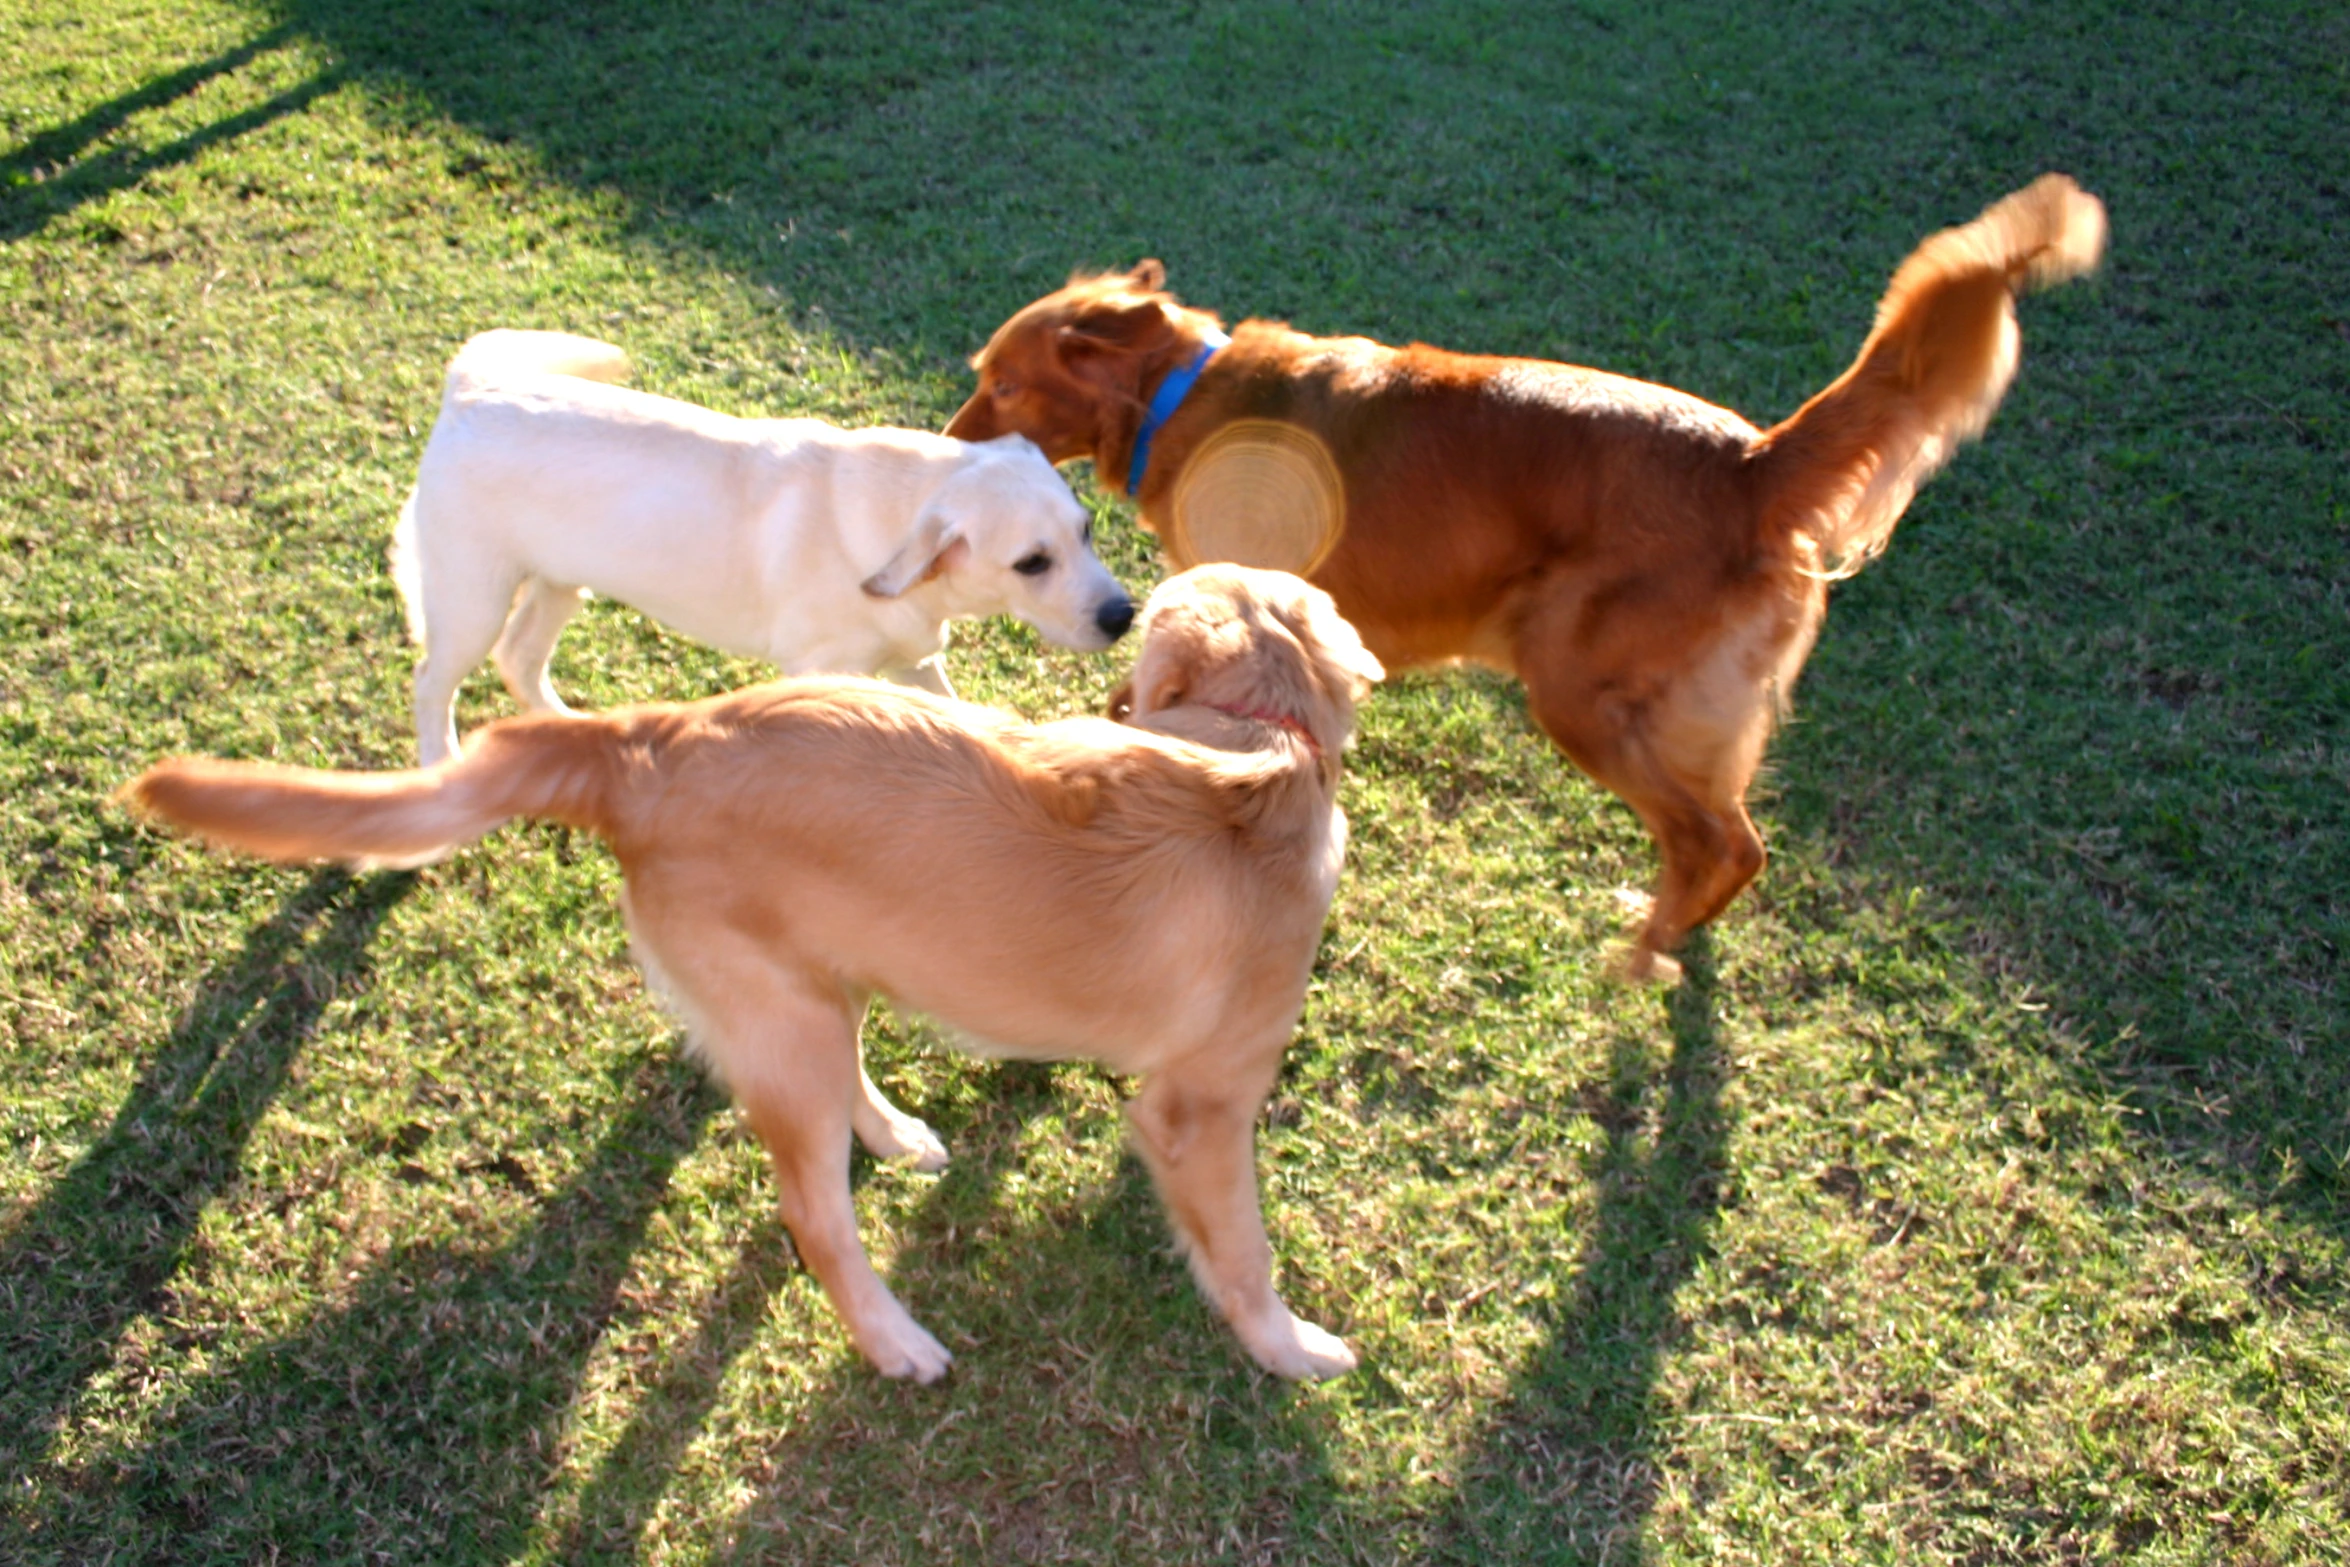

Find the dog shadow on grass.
[
  {"left": 10, "top": 1044, "right": 722, "bottom": 1562},
  {"left": 0, "top": 867, "right": 411, "bottom": 1492},
  {"left": 0, "top": 22, "right": 349, "bottom": 244},
  {"left": 537, "top": 1056, "right": 1061, "bottom": 1565},
  {"left": 14, "top": 1034, "right": 1066, "bottom": 1564},
  {"left": 1417, "top": 944, "right": 1731, "bottom": 1564}
]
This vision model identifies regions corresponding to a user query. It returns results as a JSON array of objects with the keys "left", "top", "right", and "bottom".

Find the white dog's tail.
[
  {"left": 121, "top": 711, "right": 628, "bottom": 870},
  {"left": 444, "top": 328, "right": 632, "bottom": 393}
]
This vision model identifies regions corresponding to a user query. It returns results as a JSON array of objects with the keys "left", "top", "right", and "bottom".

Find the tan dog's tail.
[
  {"left": 121, "top": 712, "right": 623, "bottom": 869},
  {"left": 1750, "top": 175, "right": 2105, "bottom": 575}
]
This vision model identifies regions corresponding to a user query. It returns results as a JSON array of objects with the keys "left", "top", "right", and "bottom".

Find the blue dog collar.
[{"left": 1125, "top": 327, "right": 1230, "bottom": 494}]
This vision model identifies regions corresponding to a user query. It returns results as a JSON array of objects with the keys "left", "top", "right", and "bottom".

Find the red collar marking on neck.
[{"left": 1202, "top": 701, "right": 1322, "bottom": 760}]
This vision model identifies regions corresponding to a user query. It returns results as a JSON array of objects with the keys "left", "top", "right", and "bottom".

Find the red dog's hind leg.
[{"left": 1518, "top": 613, "right": 1776, "bottom": 984}]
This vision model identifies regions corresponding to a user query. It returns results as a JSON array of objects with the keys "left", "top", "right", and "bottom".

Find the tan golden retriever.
[
  {"left": 123, "top": 565, "right": 1383, "bottom": 1383},
  {"left": 945, "top": 176, "right": 2107, "bottom": 981}
]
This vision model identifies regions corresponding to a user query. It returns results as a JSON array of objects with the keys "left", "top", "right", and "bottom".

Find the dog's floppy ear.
[
  {"left": 1129, "top": 258, "right": 1167, "bottom": 291},
  {"left": 1128, "top": 643, "right": 1196, "bottom": 717},
  {"left": 1059, "top": 297, "right": 1173, "bottom": 360},
  {"left": 1283, "top": 586, "right": 1385, "bottom": 702},
  {"left": 1110, "top": 623, "right": 1199, "bottom": 721},
  {"left": 1319, "top": 624, "right": 1385, "bottom": 698},
  {"left": 861, "top": 505, "right": 967, "bottom": 599}
]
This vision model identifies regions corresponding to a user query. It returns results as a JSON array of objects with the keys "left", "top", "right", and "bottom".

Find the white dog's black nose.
[{"left": 1097, "top": 597, "right": 1135, "bottom": 641}]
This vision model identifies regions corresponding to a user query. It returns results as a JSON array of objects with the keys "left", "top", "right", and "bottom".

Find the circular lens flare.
[{"left": 1168, "top": 420, "right": 1345, "bottom": 576}]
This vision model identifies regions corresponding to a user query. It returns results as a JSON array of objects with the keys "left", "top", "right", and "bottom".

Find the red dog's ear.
[
  {"left": 1129, "top": 258, "right": 1167, "bottom": 291},
  {"left": 1058, "top": 298, "right": 1171, "bottom": 359}
]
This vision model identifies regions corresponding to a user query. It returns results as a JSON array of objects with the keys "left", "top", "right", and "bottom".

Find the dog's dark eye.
[
  {"left": 993, "top": 379, "right": 1020, "bottom": 399},
  {"left": 1013, "top": 551, "right": 1052, "bottom": 576}
]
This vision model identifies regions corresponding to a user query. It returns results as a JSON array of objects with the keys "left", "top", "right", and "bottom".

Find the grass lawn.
[{"left": 3, "top": 0, "right": 2345, "bottom": 1561}]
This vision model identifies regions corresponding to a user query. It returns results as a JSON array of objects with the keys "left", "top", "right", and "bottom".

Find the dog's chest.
[{"left": 1308, "top": 803, "right": 1348, "bottom": 912}]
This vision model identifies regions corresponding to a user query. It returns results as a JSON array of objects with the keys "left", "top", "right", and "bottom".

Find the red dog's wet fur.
[{"left": 947, "top": 177, "right": 2106, "bottom": 980}]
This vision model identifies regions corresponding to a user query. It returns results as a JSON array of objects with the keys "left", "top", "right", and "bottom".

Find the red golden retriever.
[
  {"left": 124, "top": 565, "right": 1384, "bottom": 1382},
  {"left": 945, "top": 176, "right": 2107, "bottom": 981}
]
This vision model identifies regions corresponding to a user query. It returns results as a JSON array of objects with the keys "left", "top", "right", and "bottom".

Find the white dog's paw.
[
  {"left": 860, "top": 1110, "right": 951, "bottom": 1172},
  {"left": 1241, "top": 1307, "right": 1358, "bottom": 1381},
  {"left": 857, "top": 1309, "right": 955, "bottom": 1384},
  {"left": 892, "top": 1116, "right": 951, "bottom": 1173}
]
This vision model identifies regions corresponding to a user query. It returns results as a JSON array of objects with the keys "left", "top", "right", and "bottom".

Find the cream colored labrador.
[
  {"left": 394, "top": 330, "right": 1132, "bottom": 763},
  {"left": 126, "top": 565, "right": 1381, "bottom": 1383}
]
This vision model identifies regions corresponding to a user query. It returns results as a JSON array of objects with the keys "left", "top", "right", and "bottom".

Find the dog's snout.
[
  {"left": 1096, "top": 596, "right": 1136, "bottom": 642},
  {"left": 943, "top": 395, "right": 991, "bottom": 442}
]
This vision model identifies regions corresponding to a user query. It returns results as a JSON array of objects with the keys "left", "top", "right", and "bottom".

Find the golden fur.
[
  {"left": 123, "top": 566, "right": 1383, "bottom": 1383},
  {"left": 945, "top": 177, "right": 2107, "bottom": 980}
]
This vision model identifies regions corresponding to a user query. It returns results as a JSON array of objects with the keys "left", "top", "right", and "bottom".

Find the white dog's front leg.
[{"left": 852, "top": 1065, "right": 950, "bottom": 1171}]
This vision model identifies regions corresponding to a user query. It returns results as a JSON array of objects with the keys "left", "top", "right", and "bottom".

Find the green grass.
[{"left": 3, "top": 0, "right": 2345, "bottom": 1561}]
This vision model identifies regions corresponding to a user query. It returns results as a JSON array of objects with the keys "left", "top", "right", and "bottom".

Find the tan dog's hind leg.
[
  {"left": 673, "top": 939, "right": 953, "bottom": 1382},
  {"left": 1126, "top": 1065, "right": 1355, "bottom": 1380}
]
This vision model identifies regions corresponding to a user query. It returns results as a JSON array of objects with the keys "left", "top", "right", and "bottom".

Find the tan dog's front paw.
[
  {"left": 900, "top": 1123, "right": 951, "bottom": 1173},
  {"left": 1239, "top": 1307, "right": 1357, "bottom": 1381},
  {"left": 856, "top": 1306, "right": 955, "bottom": 1384},
  {"left": 854, "top": 1078, "right": 952, "bottom": 1172}
]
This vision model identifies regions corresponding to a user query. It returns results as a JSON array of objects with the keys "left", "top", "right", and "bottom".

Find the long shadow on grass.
[
  {"left": 0, "top": 20, "right": 297, "bottom": 177},
  {"left": 0, "top": 867, "right": 409, "bottom": 1489},
  {"left": 0, "top": 39, "right": 349, "bottom": 243},
  {"left": 534, "top": 1059, "right": 1050, "bottom": 1565},
  {"left": 1421, "top": 944, "right": 1730, "bottom": 1564},
  {"left": 502, "top": 1061, "right": 1081, "bottom": 1559},
  {"left": 24, "top": 1052, "right": 721, "bottom": 1565},
  {"left": 532, "top": 1225, "right": 793, "bottom": 1564},
  {"left": 712, "top": 1062, "right": 1324, "bottom": 1566}
]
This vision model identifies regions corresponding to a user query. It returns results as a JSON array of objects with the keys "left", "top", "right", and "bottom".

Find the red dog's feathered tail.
[
  {"left": 120, "top": 712, "right": 624, "bottom": 868},
  {"left": 1750, "top": 174, "right": 2106, "bottom": 575}
]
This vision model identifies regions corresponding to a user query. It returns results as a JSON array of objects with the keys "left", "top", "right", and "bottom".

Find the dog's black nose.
[{"left": 1097, "top": 596, "right": 1135, "bottom": 641}]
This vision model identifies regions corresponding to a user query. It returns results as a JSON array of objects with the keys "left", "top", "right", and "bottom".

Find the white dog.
[{"left": 392, "top": 330, "right": 1134, "bottom": 763}]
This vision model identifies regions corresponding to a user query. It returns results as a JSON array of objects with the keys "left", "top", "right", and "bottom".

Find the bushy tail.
[
  {"left": 120, "top": 712, "right": 626, "bottom": 869},
  {"left": 444, "top": 328, "right": 632, "bottom": 392},
  {"left": 1750, "top": 174, "right": 2106, "bottom": 574}
]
